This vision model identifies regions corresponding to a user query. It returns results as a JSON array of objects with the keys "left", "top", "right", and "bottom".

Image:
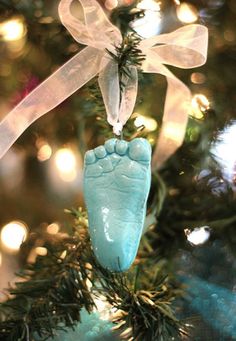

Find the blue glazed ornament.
[
  {"left": 83, "top": 138, "right": 151, "bottom": 272},
  {"left": 34, "top": 308, "right": 119, "bottom": 341}
]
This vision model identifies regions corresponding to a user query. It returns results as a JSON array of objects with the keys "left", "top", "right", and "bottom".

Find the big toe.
[{"left": 129, "top": 138, "right": 151, "bottom": 162}]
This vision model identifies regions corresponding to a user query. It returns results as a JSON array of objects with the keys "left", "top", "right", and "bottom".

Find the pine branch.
[{"left": 0, "top": 209, "right": 186, "bottom": 341}]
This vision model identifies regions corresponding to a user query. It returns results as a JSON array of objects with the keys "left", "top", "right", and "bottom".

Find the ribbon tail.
[
  {"left": 0, "top": 46, "right": 103, "bottom": 159},
  {"left": 153, "top": 78, "right": 190, "bottom": 170},
  {"left": 98, "top": 58, "right": 120, "bottom": 128},
  {"left": 119, "top": 66, "right": 138, "bottom": 127},
  {"left": 142, "top": 52, "right": 191, "bottom": 170}
]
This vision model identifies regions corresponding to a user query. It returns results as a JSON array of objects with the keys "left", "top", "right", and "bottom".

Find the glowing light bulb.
[
  {"left": 1, "top": 221, "right": 28, "bottom": 251},
  {"left": 0, "top": 17, "right": 26, "bottom": 41},
  {"left": 177, "top": 3, "right": 198, "bottom": 24},
  {"left": 134, "top": 114, "right": 158, "bottom": 131},
  {"left": 54, "top": 148, "right": 77, "bottom": 182},
  {"left": 185, "top": 226, "right": 210, "bottom": 246}
]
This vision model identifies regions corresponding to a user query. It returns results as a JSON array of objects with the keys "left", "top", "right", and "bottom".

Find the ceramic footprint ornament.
[{"left": 83, "top": 138, "right": 151, "bottom": 272}]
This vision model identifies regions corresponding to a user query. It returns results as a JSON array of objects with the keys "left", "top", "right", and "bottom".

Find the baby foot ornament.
[{"left": 84, "top": 138, "right": 151, "bottom": 272}]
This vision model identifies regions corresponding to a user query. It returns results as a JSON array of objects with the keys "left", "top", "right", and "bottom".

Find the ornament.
[
  {"left": 34, "top": 308, "right": 118, "bottom": 341},
  {"left": 84, "top": 138, "right": 151, "bottom": 272}
]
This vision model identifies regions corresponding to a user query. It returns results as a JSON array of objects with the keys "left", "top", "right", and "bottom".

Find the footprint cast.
[{"left": 83, "top": 138, "right": 151, "bottom": 272}]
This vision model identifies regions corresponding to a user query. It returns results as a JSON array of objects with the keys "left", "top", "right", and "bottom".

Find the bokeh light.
[
  {"left": 35, "top": 247, "right": 48, "bottom": 256},
  {"left": 191, "top": 72, "right": 206, "bottom": 85},
  {"left": 54, "top": 148, "right": 77, "bottom": 182},
  {"left": 185, "top": 226, "right": 211, "bottom": 246},
  {"left": 37, "top": 143, "right": 52, "bottom": 162},
  {"left": 47, "top": 222, "right": 60, "bottom": 235},
  {"left": 131, "top": 0, "right": 162, "bottom": 38},
  {"left": 105, "top": 0, "right": 118, "bottom": 10},
  {"left": 177, "top": 2, "right": 198, "bottom": 24},
  {"left": 134, "top": 114, "right": 158, "bottom": 131},
  {"left": 0, "top": 17, "right": 26, "bottom": 41},
  {"left": 0, "top": 221, "right": 28, "bottom": 251},
  {"left": 190, "top": 94, "right": 210, "bottom": 119},
  {"left": 162, "top": 122, "right": 184, "bottom": 143},
  {"left": 212, "top": 121, "right": 236, "bottom": 185}
]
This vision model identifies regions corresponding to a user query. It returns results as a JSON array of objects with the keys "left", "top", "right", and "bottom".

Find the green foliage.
[{"left": 0, "top": 209, "right": 186, "bottom": 341}]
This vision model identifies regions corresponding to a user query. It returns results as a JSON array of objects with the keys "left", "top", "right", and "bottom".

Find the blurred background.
[{"left": 0, "top": 0, "right": 236, "bottom": 339}]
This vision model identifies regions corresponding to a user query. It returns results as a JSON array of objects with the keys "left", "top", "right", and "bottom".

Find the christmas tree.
[{"left": 0, "top": 0, "right": 235, "bottom": 340}]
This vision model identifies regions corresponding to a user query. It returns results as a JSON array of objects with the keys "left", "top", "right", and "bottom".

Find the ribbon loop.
[
  {"left": 0, "top": 0, "right": 208, "bottom": 168},
  {"left": 59, "top": 0, "right": 122, "bottom": 50},
  {"left": 0, "top": 46, "right": 103, "bottom": 159}
]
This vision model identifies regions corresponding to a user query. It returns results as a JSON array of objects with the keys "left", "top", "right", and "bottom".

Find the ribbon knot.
[{"left": 0, "top": 0, "right": 208, "bottom": 169}]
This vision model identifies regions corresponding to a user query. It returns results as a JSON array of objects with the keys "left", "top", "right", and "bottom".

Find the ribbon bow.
[{"left": 0, "top": 0, "right": 208, "bottom": 168}]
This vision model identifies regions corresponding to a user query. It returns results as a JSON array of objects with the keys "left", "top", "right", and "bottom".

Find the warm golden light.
[
  {"left": 0, "top": 17, "right": 26, "bottom": 41},
  {"left": 1, "top": 221, "right": 27, "bottom": 251},
  {"left": 47, "top": 222, "right": 60, "bottom": 235},
  {"left": 177, "top": 3, "right": 198, "bottom": 24},
  {"left": 190, "top": 94, "right": 210, "bottom": 119},
  {"left": 37, "top": 143, "right": 52, "bottom": 162},
  {"left": 54, "top": 148, "right": 77, "bottom": 182},
  {"left": 134, "top": 114, "right": 158, "bottom": 131},
  {"left": 35, "top": 247, "right": 48, "bottom": 256}
]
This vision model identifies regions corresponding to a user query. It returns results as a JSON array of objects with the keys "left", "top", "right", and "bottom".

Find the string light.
[
  {"left": 54, "top": 147, "right": 77, "bottom": 182},
  {"left": 177, "top": 3, "right": 198, "bottom": 24},
  {"left": 134, "top": 114, "right": 158, "bottom": 131},
  {"left": 185, "top": 226, "right": 210, "bottom": 246},
  {"left": 0, "top": 17, "right": 26, "bottom": 41},
  {"left": 1, "top": 221, "right": 28, "bottom": 251}
]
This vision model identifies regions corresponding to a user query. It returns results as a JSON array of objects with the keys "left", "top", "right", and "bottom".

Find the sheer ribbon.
[{"left": 0, "top": 0, "right": 208, "bottom": 168}]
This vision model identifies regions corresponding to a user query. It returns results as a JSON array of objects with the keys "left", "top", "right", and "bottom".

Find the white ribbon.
[{"left": 0, "top": 0, "right": 208, "bottom": 169}]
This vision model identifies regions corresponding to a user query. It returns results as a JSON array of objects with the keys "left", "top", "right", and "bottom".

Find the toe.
[
  {"left": 115, "top": 140, "right": 128, "bottom": 155},
  {"left": 85, "top": 164, "right": 103, "bottom": 177},
  {"left": 104, "top": 138, "right": 117, "bottom": 153},
  {"left": 94, "top": 145, "right": 107, "bottom": 158},
  {"left": 110, "top": 153, "right": 121, "bottom": 166},
  {"left": 98, "top": 157, "right": 113, "bottom": 172},
  {"left": 129, "top": 138, "right": 151, "bottom": 162},
  {"left": 85, "top": 150, "right": 96, "bottom": 164}
]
